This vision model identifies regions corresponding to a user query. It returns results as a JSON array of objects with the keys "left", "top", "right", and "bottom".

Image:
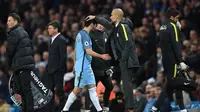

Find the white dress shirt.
[{"left": 51, "top": 33, "right": 60, "bottom": 44}]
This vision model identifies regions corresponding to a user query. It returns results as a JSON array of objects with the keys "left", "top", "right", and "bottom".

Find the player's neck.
[{"left": 83, "top": 27, "right": 90, "bottom": 33}]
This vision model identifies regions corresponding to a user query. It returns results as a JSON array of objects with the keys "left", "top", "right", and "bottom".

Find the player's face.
[
  {"left": 90, "top": 23, "right": 96, "bottom": 31},
  {"left": 110, "top": 11, "right": 118, "bottom": 24},
  {"left": 47, "top": 25, "right": 57, "bottom": 36},
  {"left": 7, "top": 16, "right": 17, "bottom": 29},
  {"left": 171, "top": 15, "right": 179, "bottom": 23}
]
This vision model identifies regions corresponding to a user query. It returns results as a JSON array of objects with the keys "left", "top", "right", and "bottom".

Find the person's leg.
[
  {"left": 87, "top": 84, "right": 103, "bottom": 112},
  {"left": 13, "top": 72, "right": 25, "bottom": 111},
  {"left": 119, "top": 61, "right": 134, "bottom": 111},
  {"left": 62, "top": 87, "right": 82, "bottom": 111},
  {"left": 54, "top": 71, "right": 66, "bottom": 111},
  {"left": 18, "top": 70, "right": 34, "bottom": 112},
  {"left": 175, "top": 89, "right": 185, "bottom": 110},
  {"left": 100, "top": 75, "right": 113, "bottom": 108},
  {"left": 45, "top": 72, "right": 55, "bottom": 112},
  {"left": 151, "top": 65, "right": 175, "bottom": 112},
  {"left": 86, "top": 70, "right": 102, "bottom": 112},
  {"left": 85, "top": 74, "right": 101, "bottom": 110},
  {"left": 85, "top": 90, "right": 91, "bottom": 110},
  {"left": 63, "top": 71, "right": 84, "bottom": 111}
]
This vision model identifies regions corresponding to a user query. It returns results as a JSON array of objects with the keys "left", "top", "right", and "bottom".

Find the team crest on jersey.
[
  {"left": 117, "top": 33, "right": 119, "bottom": 37},
  {"left": 85, "top": 41, "right": 89, "bottom": 46}
]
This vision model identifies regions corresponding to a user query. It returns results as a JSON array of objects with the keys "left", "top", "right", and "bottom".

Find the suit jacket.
[{"left": 48, "top": 34, "right": 67, "bottom": 75}]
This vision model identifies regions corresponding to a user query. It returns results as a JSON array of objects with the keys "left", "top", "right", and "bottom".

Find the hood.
[{"left": 121, "top": 18, "right": 134, "bottom": 30}]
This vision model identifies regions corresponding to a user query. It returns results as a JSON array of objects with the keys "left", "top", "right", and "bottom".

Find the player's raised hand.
[
  {"left": 85, "top": 15, "right": 96, "bottom": 21},
  {"left": 100, "top": 54, "right": 111, "bottom": 60}
]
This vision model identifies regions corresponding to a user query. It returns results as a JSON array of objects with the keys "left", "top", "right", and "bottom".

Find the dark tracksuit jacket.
[
  {"left": 155, "top": 19, "right": 186, "bottom": 110},
  {"left": 95, "top": 16, "right": 139, "bottom": 109},
  {"left": 159, "top": 19, "right": 183, "bottom": 78},
  {"left": 90, "top": 29, "right": 111, "bottom": 75}
]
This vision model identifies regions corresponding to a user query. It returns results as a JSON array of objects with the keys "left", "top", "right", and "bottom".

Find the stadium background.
[{"left": 0, "top": 0, "right": 200, "bottom": 111}]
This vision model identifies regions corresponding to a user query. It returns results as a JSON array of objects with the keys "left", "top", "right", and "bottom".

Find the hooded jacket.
[{"left": 95, "top": 16, "right": 139, "bottom": 68}]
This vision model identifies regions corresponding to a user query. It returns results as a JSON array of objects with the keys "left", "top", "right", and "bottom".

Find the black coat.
[
  {"left": 90, "top": 30, "right": 110, "bottom": 75},
  {"left": 159, "top": 19, "right": 183, "bottom": 67},
  {"left": 7, "top": 24, "right": 34, "bottom": 72},
  {"left": 47, "top": 34, "right": 67, "bottom": 75},
  {"left": 95, "top": 17, "right": 140, "bottom": 68}
]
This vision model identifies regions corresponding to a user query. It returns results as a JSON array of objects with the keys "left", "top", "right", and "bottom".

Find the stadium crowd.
[{"left": 0, "top": 0, "right": 200, "bottom": 112}]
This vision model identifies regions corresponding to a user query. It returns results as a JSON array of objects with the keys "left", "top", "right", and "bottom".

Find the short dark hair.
[
  {"left": 48, "top": 20, "right": 61, "bottom": 32},
  {"left": 9, "top": 13, "right": 21, "bottom": 23},
  {"left": 84, "top": 19, "right": 97, "bottom": 27},
  {"left": 165, "top": 8, "right": 180, "bottom": 18}
]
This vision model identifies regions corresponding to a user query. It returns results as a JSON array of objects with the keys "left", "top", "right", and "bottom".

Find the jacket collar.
[
  {"left": 8, "top": 24, "right": 20, "bottom": 33},
  {"left": 115, "top": 21, "right": 122, "bottom": 28},
  {"left": 169, "top": 19, "right": 176, "bottom": 24}
]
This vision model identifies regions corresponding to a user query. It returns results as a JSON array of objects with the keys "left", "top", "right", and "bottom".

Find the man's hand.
[
  {"left": 180, "top": 62, "right": 188, "bottom": 70},
  {"left": 100, "top": 54, "right": 111, "bottom": 60},
  {"left": 85, "top": 15, "right": 96, "bottom": 21},
  {"left": 176, "top": 21, "right": 181, "bottom": 30}
]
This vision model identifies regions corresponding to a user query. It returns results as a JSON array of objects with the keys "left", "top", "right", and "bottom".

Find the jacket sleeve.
[
  {"left": 119, "top": 24, "right": 133, "bottom": 62},
  {"left": 95, "top": 16, "right": 113, "bottom": 30},
  {"left": 136, "top": 97, "right": 147, "bottom": 112},
  {"left": 58, "top": 39, "right": 66, "bottom": 71},
  {"left": 6, "top": 31, "right": 19, "bottom": 60},
  {"left": 169, "top": 23, "right": 183, "bottom": 63}
]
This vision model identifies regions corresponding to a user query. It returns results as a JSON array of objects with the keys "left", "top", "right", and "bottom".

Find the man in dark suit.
[{"left": 47, "top": 21, "right": 67, "bottom": 112}]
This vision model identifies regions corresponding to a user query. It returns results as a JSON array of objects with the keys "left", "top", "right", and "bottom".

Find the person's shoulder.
[
  {"left": 58, "top": 34, "right": 66, "bottom": 40},
  {"left": 119, "top": 23, "right": 130, "bottom": 31},
  {"left": 79, "top": 30, "right": 88, "bottom": 36},
  {"left": 11, "top": 26, "right": 29, "bottom": 38},
  {"left": 80, "top": 30, "right": 91, "bottom": 39},
  {"left": 57, "top": 34, "right": 68, "bottom": 45}
]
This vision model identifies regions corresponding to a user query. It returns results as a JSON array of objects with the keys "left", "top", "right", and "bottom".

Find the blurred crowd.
[{"left": 0, "top": 0, "right": 200, "bottom": 112}]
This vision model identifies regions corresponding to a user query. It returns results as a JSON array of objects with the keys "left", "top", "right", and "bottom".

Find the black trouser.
[
  {"left": 46, "top": 70, "right": 65, "bottom": 112},
  {"left": 14, "top": 69, "right": 34, "bottom": 112},
  {"left": 85, "top": 72, "right": 113, "bottom": 109},
  {"left": 154, "top": 64, "right": 185, "bottom": 110},
  {"left": 119, "top": 61, "right": 135, "bottom": 109}
]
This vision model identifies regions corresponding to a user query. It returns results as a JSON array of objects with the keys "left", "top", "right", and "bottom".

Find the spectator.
[
  {"left": 133, "top": 87, "right": 147, "bottom": 112},
  {"left": 66, "top": 58, "right": 74, "bottom": 72},
  {"left": 42, "top": 51, "right": 49, "bottom": 66},
  {"left": 37, "top": 62, "right": 46, "bottom": 79},
  {"left": 34, "top": 53, "right": 41, "bottom": 69},
  {"left": 0, "top": 69, "right": 9, "bottom": 102},
  {"left": 110, "top": 92, "right": 125, "bottom": 112},
  {"left": 0, "top": 94, "right": 9, "bottom": 112},
  {"left": 143, "top": 84, "right": 156, "bottom": 112}
]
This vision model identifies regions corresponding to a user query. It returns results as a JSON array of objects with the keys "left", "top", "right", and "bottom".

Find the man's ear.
[
  {"left": 55, "top": 28, "right": 58, "bottom": 32},
  {"left": 14, "top": 20, "right": 18, "bottom": 25}
]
